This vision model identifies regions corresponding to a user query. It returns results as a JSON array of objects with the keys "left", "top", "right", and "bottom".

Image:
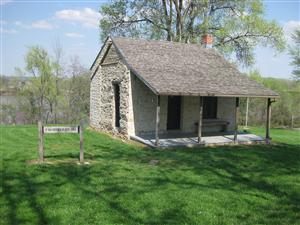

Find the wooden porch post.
[
  {"left": 155, "top": 95, "right": 160, "bottom": 146},
  {"left": 245, "top": 97, "right": 249, "bottom": 127},
  {"left": 234, "top": 97, "right": 239, "bottom": 142},
  {"left": 266, "top": 98, "right": 272, "bottom": 144},
  {"left": 198, "top": 96, "right": 203, "bottom": 143}
]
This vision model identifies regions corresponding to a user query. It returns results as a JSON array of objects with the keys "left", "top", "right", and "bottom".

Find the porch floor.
[{"left": 131, "top": 132, "right": 265, "bottom": 148}]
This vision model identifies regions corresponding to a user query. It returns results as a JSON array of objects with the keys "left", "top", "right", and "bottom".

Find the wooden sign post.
[
  {"left": 38, "top": 120, "right": 44, "bottom": 162},
  {"left": 79, "top": 120, "right": 84, "bottom": 163},
  {"left": 38, "top": 120, "right": 84, "bottom": 163}
]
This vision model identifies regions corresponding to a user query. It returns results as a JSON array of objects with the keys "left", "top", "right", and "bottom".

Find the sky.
[{"left": 1, "top": 0, "right": 300, "bottom": 79}]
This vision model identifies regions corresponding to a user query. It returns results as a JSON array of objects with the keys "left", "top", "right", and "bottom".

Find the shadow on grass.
[
  {"left": 2, "top": 140, "right": 300, "bottom": 224},
  {"left": 85, "top": 142, "right": 300, "bottom": 224},
  {"left": 2, "top": 170, "right": 59, "bottom": 225}
]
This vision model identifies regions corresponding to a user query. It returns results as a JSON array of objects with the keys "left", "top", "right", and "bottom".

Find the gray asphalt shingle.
[{"left": 98, "top": 37, "right": 279, "bottom": 97}]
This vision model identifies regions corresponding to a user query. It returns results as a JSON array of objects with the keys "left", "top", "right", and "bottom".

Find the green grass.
[
  {"left": 248, "top": 126, "right": 300, "bottom": 145},
  {"left": 1, "top": 125, "right": 300, "bottom": 225}
]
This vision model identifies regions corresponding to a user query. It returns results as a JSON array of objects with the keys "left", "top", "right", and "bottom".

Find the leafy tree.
[
  {"left": 239, "top": 70, "right": 300, "bottom": 128},
  {"left": 0, "top": 105, "right": 17, "bottom": 124},
  {"left": 100, "top": 0, "right": 285, "bottom": 66},
  {"left": 289, "top": 29, "right": 300, "bottom": 81},
  {"left": 23, "top": 46, "right": 55, "bottom": 122},
  {"left": 50, "top": 56, "right": 90, "bottom": 124},
  {"left": 65, "top": 56, "right": 90, "bottom": 123}
]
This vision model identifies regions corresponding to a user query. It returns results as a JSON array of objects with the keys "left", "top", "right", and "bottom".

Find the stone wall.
[
  {"left": 90, "top": 65, "right": 102, "bottom": 128},
  {"left": 130, "top": 76, "right": 168, "bottom": 135},
  {"left": 180, "top": 96, "right": 236, "bottom": 133},
  {"left": 90, "top": 42, "right": 131, "bottom": 136},
  {"left": 217, "top": 97, "right": 236, "bottom": 130},
  {"left": 90, "top": 39, "right": 112, "bottom": 128},
  {"left": 181, "top": 96, "right": 199, "bottom": 132},
  {"left": 129, "top": 82, "right": 236, "bottom": 135}
]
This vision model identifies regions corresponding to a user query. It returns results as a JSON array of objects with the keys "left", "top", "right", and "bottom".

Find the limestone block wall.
[
  {"left": 181, "top": 96, "right": 200, "bottom": 132},
  {"left": 131, "top": 76, "right": 168, "bottom": 135},
  {"left": 129, "top": 93, "right": 236, "bottom": 136},
  {"left": 217, "top": 97, "right": 236, "bottom": 130},
  {"left": 180, "top": 96, "right": 236, "bottom": 133}
]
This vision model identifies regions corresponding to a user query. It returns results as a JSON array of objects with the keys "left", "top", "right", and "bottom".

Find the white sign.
[{"left": 43, "top": 126, "right": 79, "bottom": 134}]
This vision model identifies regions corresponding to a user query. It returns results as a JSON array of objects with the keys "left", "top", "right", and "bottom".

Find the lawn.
[{"left": 1, "top": 125, "right": 300, "bottom": 225}]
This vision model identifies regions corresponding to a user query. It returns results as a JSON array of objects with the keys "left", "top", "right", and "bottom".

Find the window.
[
  {"left": 113, "top": 83, "right": 120, "bottom": 127},
  {"left": 203, "top": 97, "right": 218, "bottom": 119}
]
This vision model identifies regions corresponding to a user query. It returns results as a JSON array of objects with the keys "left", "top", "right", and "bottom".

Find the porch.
[
  {"left": 131, "top": 131, "right": 265, "bottom": 148},
  {"left": 147, "top": 95, "right": 274, "bottom": 148}
]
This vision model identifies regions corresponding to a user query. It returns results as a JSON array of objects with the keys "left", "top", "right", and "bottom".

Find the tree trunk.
[
  {"left": 173, "top": 0, "right": 183, "bottom": 41},
  {"left": 162, "top": 0, "right": 172, "bottom": 41}
]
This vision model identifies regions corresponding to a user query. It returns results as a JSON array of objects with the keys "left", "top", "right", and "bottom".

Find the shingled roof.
[{"left": 94, "top": 37, "right": 279, "bottom": 98}]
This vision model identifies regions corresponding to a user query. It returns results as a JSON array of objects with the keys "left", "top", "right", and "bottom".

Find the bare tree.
[{"left": 52, "top": 38, "right": 65, "bottom": 123}]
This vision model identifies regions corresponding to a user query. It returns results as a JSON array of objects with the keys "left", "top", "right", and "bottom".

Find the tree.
[
  {"left": 238, "top": 70, "right": 300, "bottom": 128},
  {"left": 60, "top": 56, "right": 90, "bottom": 123},
  {"left": 15, "top": 46, "right": 91, "bottom": 125},
  {"left": 289, "top": 29, "right": 300, "bottom": 81},
  {"left": 23, "top": 46, "right": 55, "bottom": 122},
  {"left": 100, "top": 0, "right": 285, "bottom": 66},
  {"left": 52, "top": 38, "right": 65, "bottom": 123}
]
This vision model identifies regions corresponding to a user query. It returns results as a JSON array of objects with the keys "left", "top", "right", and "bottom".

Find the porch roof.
[{"left": 98, "top": 37, "right": 279, "bottom": 98}]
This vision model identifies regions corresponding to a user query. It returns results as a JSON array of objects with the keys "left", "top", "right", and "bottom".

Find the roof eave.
[
  {"left": 158, "top": 91, "right": 279, "bottom": 98},
  {"left": 90, "top": 36, "right": 110, "bottom": 71}
]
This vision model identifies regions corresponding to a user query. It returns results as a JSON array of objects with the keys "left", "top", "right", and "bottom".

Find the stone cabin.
[{"left": 90, "top": 36, "right": 278, "bottom": 147}]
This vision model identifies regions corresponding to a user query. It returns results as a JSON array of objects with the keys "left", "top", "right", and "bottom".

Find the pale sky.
[{"left": 1, "top": 0, "right": 300, "bottom": 79}]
